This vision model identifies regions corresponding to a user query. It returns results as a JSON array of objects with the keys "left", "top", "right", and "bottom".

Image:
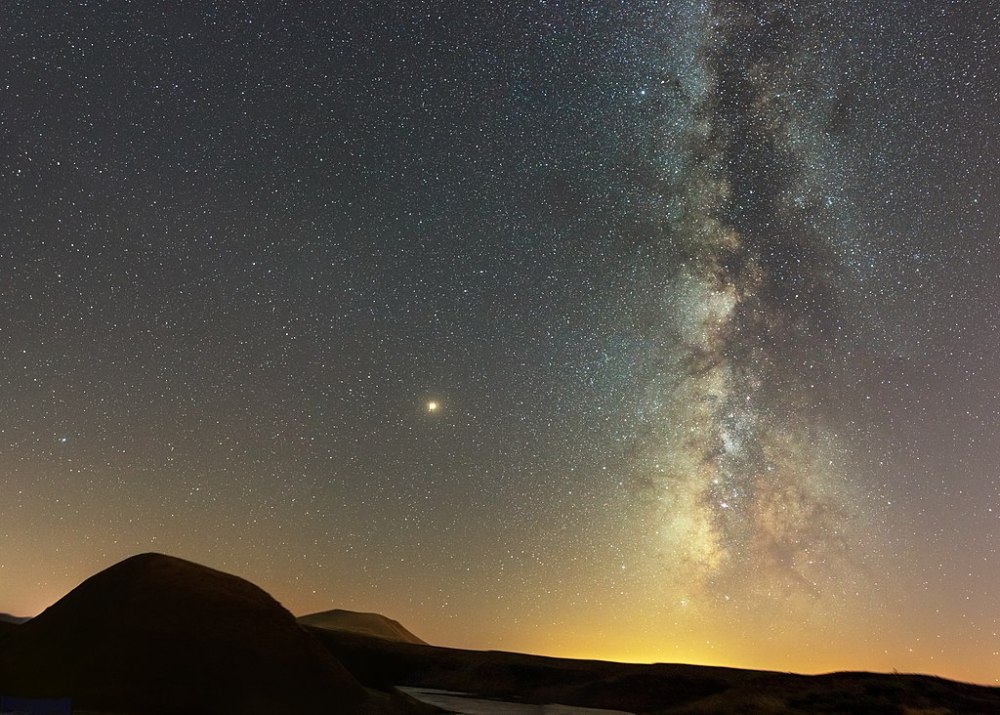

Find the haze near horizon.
[{"left": 1, "top": 1, "right": 997, "bottom": 687}]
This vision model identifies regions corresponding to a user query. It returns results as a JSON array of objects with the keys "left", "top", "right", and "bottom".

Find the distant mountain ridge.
[
  {"left": 0, "top": 613, "right": 27, "bottom": 641},
  {"left": 0, "top": 553, "right": 427, "bottom": 714},
  {"left": 2, "top": 552, "right": 998, "bottom": 713},
  {"left": 298, "top": 609, "right": 426, "bottom": 645},
  {"left": 309, "top": 628, "right": 1000, "bottom": 714}
]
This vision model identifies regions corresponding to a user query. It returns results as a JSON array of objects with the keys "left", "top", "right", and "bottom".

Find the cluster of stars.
[{"left": 0, "top": 0, "right": 997, "bottom": 685}]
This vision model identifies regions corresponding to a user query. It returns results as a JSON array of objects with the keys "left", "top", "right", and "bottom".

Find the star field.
[{"left": 1, "top": 0, "right": 999, "bottom": 685}]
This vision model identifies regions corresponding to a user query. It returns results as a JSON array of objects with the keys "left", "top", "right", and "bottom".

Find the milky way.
[
  {"left": 622, "top": 1, "right": 877, "bottom": 601},
  {"left": 1, "top": 0, "right": 997, "bottom": 684}
]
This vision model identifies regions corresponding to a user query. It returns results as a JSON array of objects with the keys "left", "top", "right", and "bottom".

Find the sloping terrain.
[
  {"left": 4, "top": 553, "right": 997, "bottom": 714},
  {"left": 299, "top": 609, "right": 427, "bottom": 644},
  {"left": 0, "top": 613, "right": 28, "bottom": 641},
  {"left": 308, "top": 627, "right": 1000, "bottom": 714},
  {"left": 0, "top": 554, "right": 428, "bottom": 715}
]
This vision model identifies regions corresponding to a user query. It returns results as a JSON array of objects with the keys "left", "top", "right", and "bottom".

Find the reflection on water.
[{"left": 399, "top": 687, "right": 635, "bottom": 715}]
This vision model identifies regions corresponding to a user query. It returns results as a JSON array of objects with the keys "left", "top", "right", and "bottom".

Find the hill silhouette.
[
  {"left": 3, "top": 553, "right": 998, "bottom": 713},
  {"left": 0, "top": 553, "right": 428, "bottom": 714},
  {"left": 298, "top": 609, "right": 426, "bottom": 644},
  {"left": 0, "top": 614, "right": 27, "bottom": 641},
  {"left": 307, "top": 628, "right": 1000, "bottom": 714}
]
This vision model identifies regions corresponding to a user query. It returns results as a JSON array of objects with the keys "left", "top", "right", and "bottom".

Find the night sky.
[{"left": 2, "top": 0, "right": 998, "bottom": 685}]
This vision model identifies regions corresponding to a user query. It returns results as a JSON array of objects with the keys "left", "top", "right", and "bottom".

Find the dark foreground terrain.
[
  {"left": 308, "top": 627, "right": 1000, "bottom": 714},
  {"left": 0, "top": 554, "right": 430, "bottom": 715},
  {"left": 2, "top": 553, "right": 998, "bottom": 714}
]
